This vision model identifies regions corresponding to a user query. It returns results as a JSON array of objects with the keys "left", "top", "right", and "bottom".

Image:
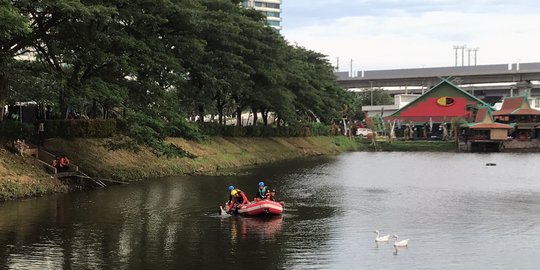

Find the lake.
[{"left": 1, "top": 152, "right": 540, "bottom": 269}]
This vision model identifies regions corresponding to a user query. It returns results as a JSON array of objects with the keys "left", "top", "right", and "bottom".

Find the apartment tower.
[{"left": 242, "top": 0, "right": 282, "bottom": 30}]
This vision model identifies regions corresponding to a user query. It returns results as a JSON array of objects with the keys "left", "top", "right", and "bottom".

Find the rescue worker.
[
  {"left": 267, "top": 189, "right": 276, "bottom": 201},
  {"left": 255, "top": 181, "right": 269, "bottom": 201},
  {"left": 227, "top": 185, "right": 249, "bottom": 214}
]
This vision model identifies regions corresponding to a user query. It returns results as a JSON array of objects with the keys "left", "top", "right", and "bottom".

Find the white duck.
[
  {"left": 373, "top": 230, "right": 391, "bottom": 242},
  {"left": 392, "top": 235, "right": 409, "bottom": 247}
]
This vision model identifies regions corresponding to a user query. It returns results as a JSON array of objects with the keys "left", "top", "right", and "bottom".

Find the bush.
[
  {"left": 308, "top": 122, "right": 332, "bottom": 136},
  {"left": 0, "top": 120, "right": 34, "bottom": 139},
  {"left": 44, "top": 119, "right": 117, "bottom": 138},
  {"left": 166, "top": 118, "right": 203, "bottom": 141},
  {"left": 197, "top": 122, "right": 333, "bottom": 138}
]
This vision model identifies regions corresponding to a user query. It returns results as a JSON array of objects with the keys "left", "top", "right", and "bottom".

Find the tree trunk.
[
  {"left": 59, "top": 88, "right": 68, "bottom": 119},
  {"left": 198, "top": 105, "right": 205, "bottom": 123},
  {"left": 92, "top": 99, "right": 98, "bottom": 119},
  {"left": 261, "top": 109, "right": 269, "bottom": 126},
  {"left": 236, "top": 107, "right": 242, "bottom": 127},
  {"left": 252, "top": 107, "right": 258, "bottom": 126},
  {"left": 218, "top": 111, "right": 224, "bottom": 125},
  {"left": 0, "top": 74, "right": 8, "bottom": 121},
  {"left": 216, "top": 98, "right": 224, "bottom": 125}
]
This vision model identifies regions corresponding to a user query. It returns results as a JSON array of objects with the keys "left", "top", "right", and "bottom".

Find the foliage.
[
  {"left": 349, "top": 89, "right": 393, "bottom": 121},
  {"left": 308, "top": 122, "right": 332, "bottom": 136},
  {"left": 0, "top": 120, "right": 34, "bottom": 139},
  {"left": 198, "top": 122, "right": 332, "bottom": 137},
  {"left": 2, "top": 0, "right": 351, "bottom": 154}
]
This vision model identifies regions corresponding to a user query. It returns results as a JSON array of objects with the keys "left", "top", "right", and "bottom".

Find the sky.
[{"left": 281, "top": 0, "right": 540, "bottom": 72}]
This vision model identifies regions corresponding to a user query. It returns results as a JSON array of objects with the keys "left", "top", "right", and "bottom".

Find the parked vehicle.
[{"left": 356, "top": 128, "right": 374, "bottom": 137}]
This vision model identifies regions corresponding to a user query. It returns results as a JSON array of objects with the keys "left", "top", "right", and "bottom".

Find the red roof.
[
  {"left": 468, "top": 123, "right": 513, "bottom": 129},
  {"left": 493, "top": 96, "right": 540, "bottom": 116},
  {"left": 384, "top": 116, "right": 452, "bottom": 123},
  {"left": 507, "top": 108, "right": 540, "bottom": 115},
  {"left": 474, "top": 108, "right": 489, "bottom": 123}
]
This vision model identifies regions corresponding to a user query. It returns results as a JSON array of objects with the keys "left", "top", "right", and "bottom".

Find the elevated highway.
[{"left": 336, "top": 63, "right": 540, "bottom": 97}]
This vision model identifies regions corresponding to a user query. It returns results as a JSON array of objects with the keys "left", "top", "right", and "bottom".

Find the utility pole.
[
  {"left": 453, "top": 45, "right": 460, "bottom": 66},
  {"left": 350, "top": 59, "right": 353, "bottom": 77},
  {"left": 472, "top": 48, "right": 479, "bottom": 66},
  {"left": 336, "top": 57, "right": 340, "bottom": 71},
  {"left": 467, "top": 49, "right": 472, "bottom": 66},
  {"left": 370, "top": 81, "right": 374, "bottom": 106},
  {"left": 461, "top": 45, "right": 466, "bottom": 67}
]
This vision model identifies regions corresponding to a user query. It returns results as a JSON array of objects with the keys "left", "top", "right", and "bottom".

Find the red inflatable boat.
[{"left": 236, "top": 200, "right": 284, "bottom": 216}]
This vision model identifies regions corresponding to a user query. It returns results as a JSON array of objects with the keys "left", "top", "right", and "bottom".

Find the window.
[
  {"left": 254, "top": 1, "right": 281, "bottom": 9},
  {"left": 268, "top": 21, "right": 281, "bottom": 26},
  {"left": 266, "top": 11, "right": 280, "bottom": 18}
]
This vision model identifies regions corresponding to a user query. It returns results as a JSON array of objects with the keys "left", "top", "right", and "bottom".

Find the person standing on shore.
[{"left": 37, "top": 122, "right": 45, "bottom": 146}]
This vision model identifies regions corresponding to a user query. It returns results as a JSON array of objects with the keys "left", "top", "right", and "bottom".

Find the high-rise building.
[{"left": 242, "top": 0, "right": 282, "bottom": 31}]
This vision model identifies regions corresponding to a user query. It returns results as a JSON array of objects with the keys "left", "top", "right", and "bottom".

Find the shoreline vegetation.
[
  {"left": 1, "top": 1, "right": 457, "bottom": 202},
  {"left": 0, "top": 137, "right": 456, "bottom": 202}
]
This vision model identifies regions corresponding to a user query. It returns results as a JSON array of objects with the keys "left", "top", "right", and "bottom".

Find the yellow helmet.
[{"left": 230, "top": 190, "right": 238, "bottom": 196}]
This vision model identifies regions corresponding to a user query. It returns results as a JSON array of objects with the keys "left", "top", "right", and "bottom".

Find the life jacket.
[
  {"left": 258, "top": 186, "right": 268, "bottom": 198},
  {"left": 59, "top": 157, "right": 66, "bottom": 168},
  {"left": 232, "top": 189, "right": 249, "bottom": 205}
]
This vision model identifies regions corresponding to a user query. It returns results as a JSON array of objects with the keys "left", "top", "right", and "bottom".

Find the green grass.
[
  {"left": 0, "top": 147, "right": 67, "bottom": 201},
  {"left": 43, "top": 136, "right": 364, "bottom": 181},
  {"left": 374, "top": 140, "right": 457, "bottom": 152}
]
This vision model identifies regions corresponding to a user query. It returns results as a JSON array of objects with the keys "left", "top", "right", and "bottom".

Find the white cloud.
[{"left": 283, "top": 9, "right": 540, "bottom": 71}]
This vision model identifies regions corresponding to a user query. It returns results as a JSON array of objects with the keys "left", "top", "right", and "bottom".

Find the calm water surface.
[{"left": 1, "top": 152, "right": 540, "bottom": 269}]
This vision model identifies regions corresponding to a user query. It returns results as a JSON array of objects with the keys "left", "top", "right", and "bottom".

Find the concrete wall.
[
  {"left": 490, "top": 129, "right": 508, "bottom": 140},
  {"left": 504, "top": 139, "right": 540, "bottom": 150}
]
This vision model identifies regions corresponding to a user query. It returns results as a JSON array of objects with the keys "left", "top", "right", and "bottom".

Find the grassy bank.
[
  {"left": 0, "top": 147, "right": 67, "bottom": 201},
  {"left": 0, "top": 137, "right": 456, "bottom": 201},
  {"left": 374, "top": 140, "right": 457, "bottom": 152},
  {"left": 44, "top": 136, "right": 367, "bottom": 181}
]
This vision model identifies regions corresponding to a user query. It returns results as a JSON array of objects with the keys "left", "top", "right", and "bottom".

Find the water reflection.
[
  {"left": 227, "top": 216, "right": 284, "bottom": 242},
  {"left": 1, "top": 152, "right": 540, "bottom": 269},
  {"left": 393, "top": 247, "right": 408, "bottom": 256}
]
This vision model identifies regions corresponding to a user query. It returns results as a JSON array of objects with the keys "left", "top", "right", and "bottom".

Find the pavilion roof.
[{"left": 493, "top": 96, "right": 540, "bottom": 116}]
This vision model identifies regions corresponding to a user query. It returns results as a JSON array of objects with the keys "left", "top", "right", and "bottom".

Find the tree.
[
  {"left": 349, "top": 88, "right": 393, "bottom": 121},
  {"left": 0, "top": 0, "right": 31, "bottom": 120}
]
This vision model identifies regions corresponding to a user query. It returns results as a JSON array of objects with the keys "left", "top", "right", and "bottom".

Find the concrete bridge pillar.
[{"left": 516, "top": 81, "right": 533, "bottom": 97}]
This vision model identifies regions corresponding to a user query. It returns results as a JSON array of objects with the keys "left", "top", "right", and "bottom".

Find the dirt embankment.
[
  {"left": 0, "top": 137, "right": 456, "bottom": 201},
  {"left": 0, "top": 147, "right": 67, "bottom": 201},
  {"left": 43, "top": 136, "right": 365, "bottom": 181}
]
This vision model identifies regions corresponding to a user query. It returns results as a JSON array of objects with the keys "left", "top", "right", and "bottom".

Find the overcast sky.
[{"left": 281, "top": 0, "right": 540, "bottom": 72}]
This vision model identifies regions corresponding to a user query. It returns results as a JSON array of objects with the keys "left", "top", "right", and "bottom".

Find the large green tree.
[
  {"left": 2, "top": 0, "right": 355, "bottom": 152},
  {"left": 0, "top": 0, "right": 31, "bottom": 120}
]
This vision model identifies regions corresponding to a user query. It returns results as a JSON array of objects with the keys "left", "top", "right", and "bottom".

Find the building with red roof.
[
  {"left": 493, "top": 96, "right": 540, "bottom": 140},
  {"left": 384, "top": 79, "right": 489, "bottom": 139},
  {"left": 465, "top": 107, "right": 512, "bottom": 141},
  {"left": 386, "top": 79, "right": 489, "bottom": 124}
]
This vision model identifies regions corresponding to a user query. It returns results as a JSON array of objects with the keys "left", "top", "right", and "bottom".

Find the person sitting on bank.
[
  {"left": 254, "top": 181, "right": 269, "bottom": 201},
  {"left": 59, "top": 156, "right": 70, "bottom": 168},
  {"left": 53, "top": 155, "right": 71, "bottom": 172},
  {"left": 227, "top": 186, "right": 249, "bottom": 214}
]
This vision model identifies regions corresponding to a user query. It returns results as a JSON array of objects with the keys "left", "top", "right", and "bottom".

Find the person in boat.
[
  {"left": 227, "top": 186, "right": 249, "bottom": 214},
  {"left": 267, "top": 189, "right": 276, "bottom": 201},
  {"left": 254, "top": 181, "right": 269, "bottom": 201}
]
